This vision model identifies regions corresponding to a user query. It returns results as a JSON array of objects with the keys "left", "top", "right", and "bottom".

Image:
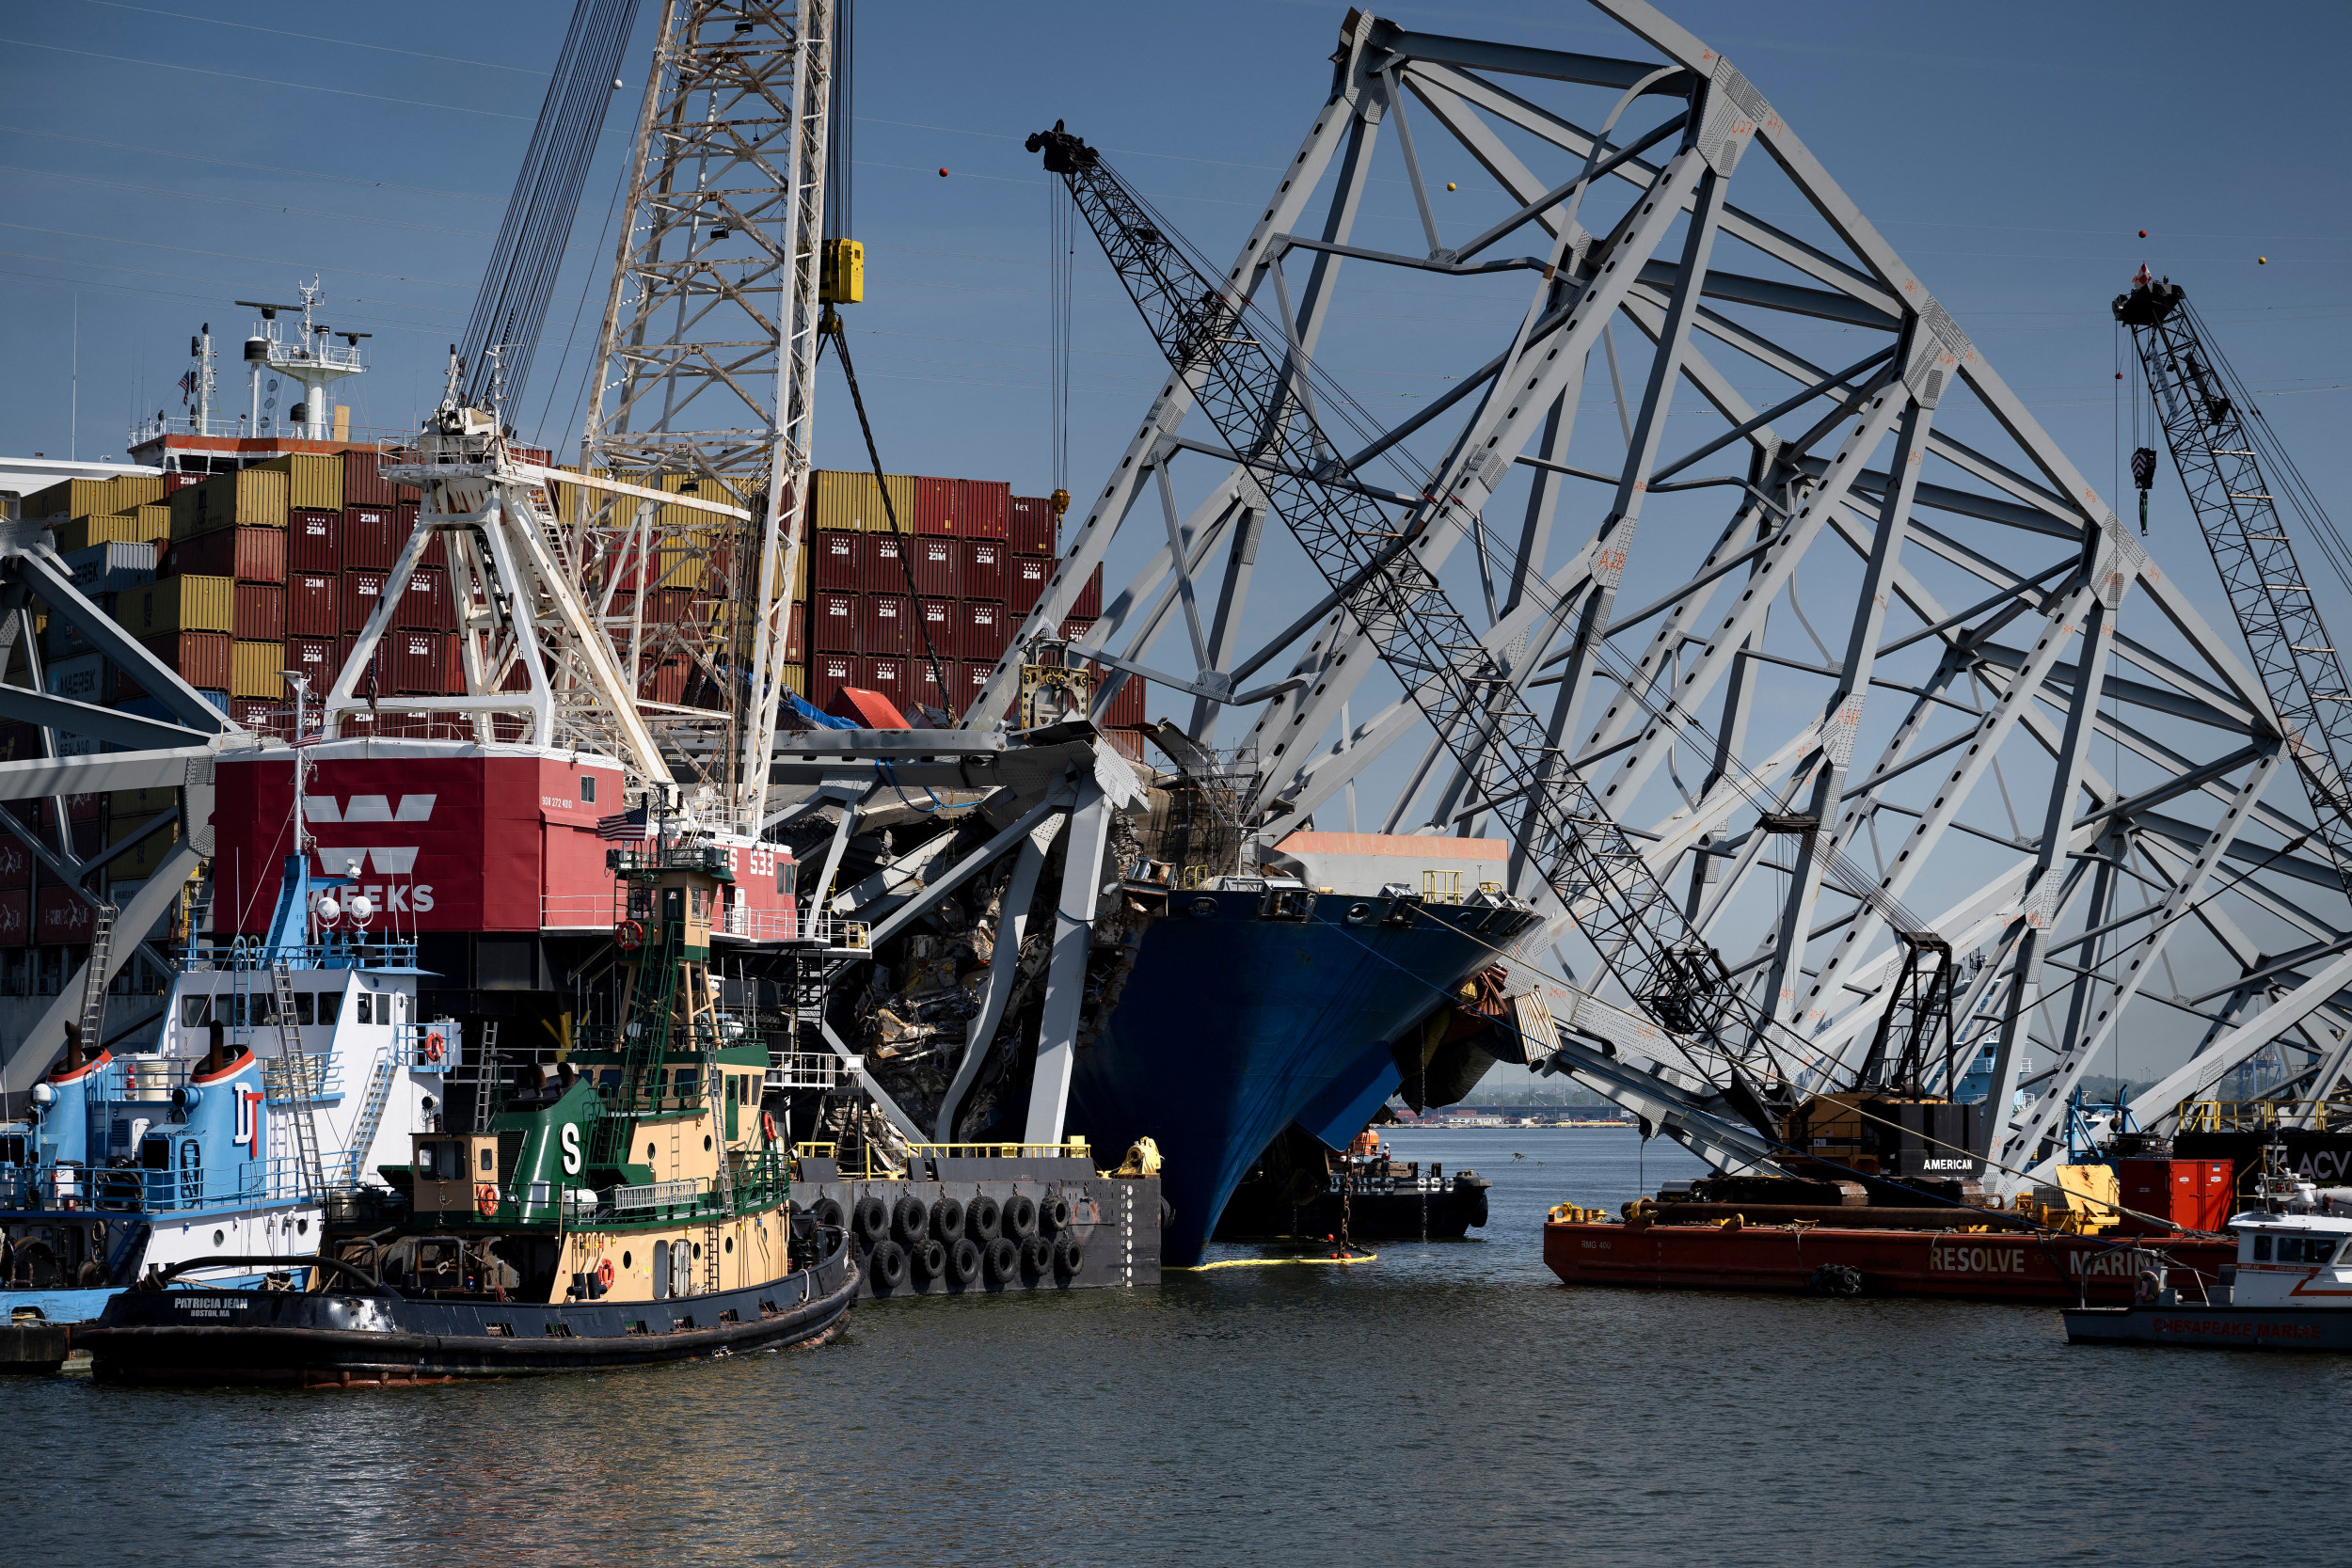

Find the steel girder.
[{"left": 998, "top": 1, "right": 2349, "bottom": 1180}]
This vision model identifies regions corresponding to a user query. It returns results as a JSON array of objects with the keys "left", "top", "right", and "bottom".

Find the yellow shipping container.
[
  {"left": 103, "top": 819, "right": 180, "bottom": 879},
  {"left": 110, "top": 786, "right": 176, "bottom": 819},
  {"left": 257, "top": 452, "right": 343, "bottom": 511},
  {"left": 108, "top": 807, "right": 169, "bottom": 847},
  {"left": 51, "top": 509, "right": 167, "bottom": 553},
  {"left": 811, "top": 469, "right": 914, "bottom": 532},
  {"left": 118, "top": 575, "right": 233, "bottom": 636},
  {"left": 230, "top": 640, "right": 286, "bottom": 699},
  {"left": 169, "top": 468, "right": 288, "bottom": 540},
  {"left": 115, "top": 474, "right": 165, "bottom": 509},
  {"left": 658, "top": 469, "right": 750, "bottom": 531},
  {"left": 28, "top": 478, "right": 124, "bottom": 519},
  {"left": 778, "top": 661, "right": 806, "bottom": 698}
]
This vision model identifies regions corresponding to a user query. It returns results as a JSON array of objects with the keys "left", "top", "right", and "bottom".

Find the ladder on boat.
[
  {"left": 75, "top": 903, "right": 116, "bottom": 1052},
  {"left": 266, "top": 964, "right": 327, "bottom": 1200},
  {"left": 342, "top": 1057, "right": 397, "bottom": 1189}
]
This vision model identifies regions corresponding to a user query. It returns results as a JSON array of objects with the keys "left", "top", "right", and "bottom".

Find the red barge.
[{"left": 1543, "top": 1210, "right": 2234, "bottom": 1304}]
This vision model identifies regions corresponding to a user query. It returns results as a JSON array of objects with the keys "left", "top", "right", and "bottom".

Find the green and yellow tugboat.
[{"left": 82, "top": 842, "right": 857, "bottom": 1386}]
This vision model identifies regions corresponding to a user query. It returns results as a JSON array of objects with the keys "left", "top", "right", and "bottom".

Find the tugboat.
[
  {"left": 1216, "top": 1125, "right": 1490, "bottom": 1243},
  {"left": 2064, "top": 1161, "right": 2352, "bottom": 1351},
  {"left": 81, "top": 837, "right": 856, "bottom": 1384}
]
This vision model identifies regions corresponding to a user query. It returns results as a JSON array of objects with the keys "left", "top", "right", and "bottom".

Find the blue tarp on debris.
[{"left": 786, "top": 692, "right": 858, "bottom": 731}]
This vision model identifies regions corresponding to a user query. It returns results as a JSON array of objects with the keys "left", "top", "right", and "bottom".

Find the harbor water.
[{"left": 12, "top": 1127, "right": 2343, "bottom": 1565}]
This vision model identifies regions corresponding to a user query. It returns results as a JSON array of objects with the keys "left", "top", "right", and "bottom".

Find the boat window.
[
  {"left": 2253, "top": 1234, "right": 2272, "bottom": 1260},
  {"left": 777, "top": 860, "right": 795, "bottom": 898},
  {"left": 139, "top": 1136, "right": 169, "bottom": 1171},
  {"left": 356, "top": 993, "right": 373, "bottom": 1026},
  {"left": 316, "top": 992, "right": 340, "bottom": 1026},
  {"left": 294, "top": 992, "right": 315, "bottom": 1027},
  {"left": 580, "top": 775, "right": 596, "bottom": 804},
  {"left": 480, "top": 1146, "right": 495, "bottom": 1173},
  {"left": 180, "top": 995, "right": 212, "bottom": 1028}
]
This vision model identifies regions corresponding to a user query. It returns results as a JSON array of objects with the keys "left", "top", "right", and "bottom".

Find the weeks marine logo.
[{"left": 305, "top": 794, "right": 437, "bottom": 911}]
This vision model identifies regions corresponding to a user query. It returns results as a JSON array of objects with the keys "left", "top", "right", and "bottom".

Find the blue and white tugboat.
[{"left": 2065, "top": 1168, "right": 2352, "bottom": 1352}]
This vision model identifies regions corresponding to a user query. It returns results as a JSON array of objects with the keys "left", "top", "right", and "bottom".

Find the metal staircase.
[
  {"left": 265, "top": 964, "right": 326, "bottom": 1200},
  {"left": 342, "top": 1057, "right": 397, "bottom": 1189},
  {"left": 75, "top": 903, "right": 116, "bottom": 1052}
]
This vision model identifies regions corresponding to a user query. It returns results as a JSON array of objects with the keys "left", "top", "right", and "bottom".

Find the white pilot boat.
[{"left": 2064, "top": 1180, "right": 2352, "bottom": 1351}]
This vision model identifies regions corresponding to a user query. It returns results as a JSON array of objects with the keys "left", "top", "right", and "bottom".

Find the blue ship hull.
[{"left": 1071, "top": 890, "right": 1534, "bottom": 1266}]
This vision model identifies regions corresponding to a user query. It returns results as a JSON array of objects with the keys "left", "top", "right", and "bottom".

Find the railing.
[
  {"left": 768, "top": 1052, "right": 847, "bottom": 1091},
  {"left": 717, "top": 905, "right": 803, "bottom": 942},
  {"left": 2178, "top": 1098, "right": 2352, "bottom": 1132},
  {"left": 542, "top": 893, "right": 615, "bottom": 930},
  {"left": 181, "top": 934, "right": 420, "bottom": 973},
  {"left": 794, "top": 1138, "right": 1092, "bottom": 1180},
  {"left": 396, "top": 1022, "right": 463, "bottom": 1070},
  {"left": 612, "top": 1178, "right": 702, "bottom": 1212},
  {"left": 19, "top": 1154, "right": 318, "bottom": 1212}
]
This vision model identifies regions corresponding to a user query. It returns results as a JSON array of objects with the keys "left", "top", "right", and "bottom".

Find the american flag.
[
  {"left": 596, "top": 806, "right": 656, "bottom": 841},
  {"left": 177, "top": 371, "right": 196, "bottom": 406}
]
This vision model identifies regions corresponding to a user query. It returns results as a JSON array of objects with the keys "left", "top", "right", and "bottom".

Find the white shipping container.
[{"left": 62, "top": 541, "right": 158, "bottom": 596}]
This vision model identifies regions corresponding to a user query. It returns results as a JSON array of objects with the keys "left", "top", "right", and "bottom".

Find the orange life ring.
[
  {"left": 596, "top": 1258, "right": 615, "bottom": 1291},
  {"left": 761, "top": 1110, "right": 779, "bottom": 1143},
  {"left": 474, "top": 1183, "right": 499, "bottom": 1218},
  {"left": 615, "top": 919, "right": 645, "bottom": 951},
  {"left": 422, "top": 1030, "right": 446, "bottom": 1063}
]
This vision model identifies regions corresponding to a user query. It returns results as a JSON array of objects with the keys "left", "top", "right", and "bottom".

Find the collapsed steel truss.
[{"left": 971, "top": 1, "right": 2352, "bottom": 1181}]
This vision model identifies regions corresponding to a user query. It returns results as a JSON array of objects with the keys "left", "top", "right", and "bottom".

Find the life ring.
[
  {"left": 615, "top": 919, "right": 645, "bottom": 951},
  {"left": 761, "top": 1110, "right": 779, "bottom": 1143},
  {"left": 474, "top": 1184, "right": 500, "bottom": 1218},
  {"left": 422, "top": 1030, "right": 445, "bottom": 1063},
  {"left": 596, "top": 1258, "right": 615, "bottom": 1291}
]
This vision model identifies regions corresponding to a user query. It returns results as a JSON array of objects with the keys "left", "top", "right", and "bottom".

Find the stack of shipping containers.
[{"left": 800, "top": 469, "right": 1142, "bottom": 730}]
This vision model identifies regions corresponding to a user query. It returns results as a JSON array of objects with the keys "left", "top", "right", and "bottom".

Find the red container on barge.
[{"left": 1542, "top": 1212, "right": 2235, "bottom": 1304}]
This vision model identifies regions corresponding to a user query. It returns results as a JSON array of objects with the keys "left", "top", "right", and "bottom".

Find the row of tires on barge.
[{"left": 799, "top": 1177, "right": 1162, "bottom": 1297}]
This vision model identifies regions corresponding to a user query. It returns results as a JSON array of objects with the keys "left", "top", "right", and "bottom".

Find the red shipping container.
[
  {"left": 161, "top": 471, "right": 205, "bottom": 498},
  {"left": 1088, "top": 663, "right": 1147, "bottom": 728},
  {"left": 814, "top": 591, "right": 859, "bottom": 653},
  {"left": 642, "top": 656, "right": 689, "bottom": 706},
  {"left": 2117, "top": 1159, "right": 2235, "bottom": 1236},
  {"left": 289, "top": 507, "right": 340, "bottom": 573},
  {"left": 961, "top": 539, "right": 1007, "bottom": 602},
  {"left": 287, "top": 572, "right": 339, "bottom": 638},
  {"left": 0, "top": 835, "right": 28, "bottom": 891},
  {"left": 385, "top": 629, "right": 452, "bottom": 695},
  {"left": 343, "top": 506, "right": 396, "bottom": 569},
  {"left": 915, "top": 597, "right": 956, "bottom": 662},
  {"left": 913, "top": 477, "right": 959, "bottom": 537},
  {"left": 342, "top": 449, "right": 395, "bottom": 506},
  {"left": 911, "top": 535, "right": 961, "bottom": 598},
  {"left": 167, "top": 525, "right": 286, "bottom": 584},
  {"left": 65, "top": 792, "right": 100, "bottom": 823},
  {"left": 912, "top": 651, "right": 953, "bottom": 714},
  {"left": 859, "top": 656, "right": 909, "bottom": 708},
  {"left": 808, "top": 651, "right": 857, "bottom": 713},
  {"left": 288, "top": 635, "right": 340, "bottom": 689},
  {"left": 398, "top": 565, "right": 454, "bottom": 630},
  {"left": 783, "top": 600, "right": 807, "bottom": 663},
  {"left": 395, "top": 506, "right": 446, "bottom": 570},
  {"left": 1009, "top": 496, "right": 1056, "bottom": 556},
  {"left": 0, "top": 889, "right": 26, "bottom": 947},
  {"left": 230, "top": 697, "right": 282, "bottom": 732},
  {"left": 861, "top": 593, "right": 911, "bottom": 657},
  {"left": 1073, "top": 562, "right": 1104, "bottom": 619},
  {"left": 959, "top": 660, "right": 995, "bottom": 712},
  {"left": 1060, "top": 615, "right": 1097, "bottom": 644},
  {"left": 233, "top": 582, "right": 285, "bottom": 641},
  {"left": 1009, "top": 555, "right": 1051, "bottom": 617},
  {"left": 961, "top": 480, "right": 1010, "bottom": 541},
  {"left": 813, "top": 531, "right": 861, "bottom": 592},
  {"left": 862, "top": 531, "right": 910, "bottom": 594},
  {"left": 140, "top": 631, "right": 232, "bottom": 692},
  {"left": 342, "top": 571, "right": 389, "bottom": 634},
  {"left": 38, "top": 885, "right": 95, "bottom": 945},
  {"left": 960, "top": 600, "right": 1009, "bottom": 663}
]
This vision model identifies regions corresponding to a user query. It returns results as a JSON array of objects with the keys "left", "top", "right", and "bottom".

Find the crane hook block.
[
  {"left": 1025, "top": 120, "right": 1096, "bottom": 175},
  {"left": 820, "top": 239, "right": 864, "bottom": 306}
]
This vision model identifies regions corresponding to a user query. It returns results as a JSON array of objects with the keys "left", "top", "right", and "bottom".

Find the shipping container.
[
  {"left": 861, "top": 531, "right": 910, "bottom": 594},
  {"left": 961, "top": 480, "right": 1011, "bottom": 542},
  {"left": 777, "top": 661, "right": 806, "bottom": 699},
  {"left": 110, "top": 785, "right": 174, "bottom": 819},
  {"left": 961, "top": 538, "right": 1007, "bottom": 602},
  {"left": 395, "top": 505, "right": 445, "bottom": 570},
  {"left": 813, "top": 531, "right": 861, "bottom": 591},
  {"left": 1089, "top": 663, "right": 1148, "bottom": 728},
  {"left": 385, "top": 629, "right": 453, "bottom": 695},
  {"left": 1073, "top": 562, "right": 1104, "bottom": 619},
  {"left": 287, "top": 572, "right": 339, "bottom": 638},
  {"left": 232, "top": 583, "right": 285, "bottom": 642},
  {"left": 169, "top": 467, "right": 287, "bottom": 539},
  {"left": 398, "top": 565, "right": 454, "bottom": 630},
  {"left": 288, "top": 507, "right": 340, "bottom": 572},
  {"left": 1009, "top": 495, "right": 1057, "bottom": 556},
  {"left": 910, "top": 535, "right": 961, "bottom": 598},
  {"left": 51, "top": 510, "right": 166, "bottom": 553},
  {"left": 913, "top": 476, "right": 960, "bottom": 536},
  {"left": 858, "top": 657, "right": 909, "bottom": 711},
  {"left": 612, "top": 587, "right": 689, "bottom": 626},
  {"left": 342, "top": 571, "right": 388, "bottom": 634},
  {"left": 164, "top": 524, "right": 286, "bottom": 584},
  {"left": 658, "top": 469, "right": 748, "bottom": 531},
  {"left": 160, "top": 471, "right": 203, "bottom": 496},
  {"left": 28, "top": 475, "right": 157, "bottom": 518},
  {"left": 98, "top": 825, "right": 179, "bottom": 885},
  {"left": 342, "top": 505, "right": 396, "bottom": 569},
  {"left": 44, "top": 611, "right": 103, "bottom": 663},
  {"left": 808, "top": 651, "right": 858, "bottom": 713},
  {"left": 813, "top": 591, "right": 859, "bottom": 653},
  {"left": 642, "top": 655, "right": 689, "bottom": 706},
  {"left": 37, "top": 884, "right": 97, "bottom": 945},
  {"left": 916, "top": 597, "right": 957, "bottom": 662},
  {"left": 0, "top": 835, "right": 29, "bottom": 891},
  {"left": 119, "top": 575, "right": 233, "bottom": 637},
  {"left": 861, "top": 593, "right": 911, "bottom": 657},
  {"left": 0, "top": 890, "right": 26, "bottom": 948},
  {"left": 1060, "top": 615, "right": 1097, "bottom": 644},
  {"left": 288, "top": 634, "right": 340, "bottom": 689},
  {"left": 959, "top": 660, "right": 995, "bottom": 713},
  {"left": 342, "top": 449, "right": 396, "bottom": 506},
  {"left": 44, "top": 652, "right": 104, "bottom": 705},
  {"left": 257, "top": 452, "right": 343, "bottom": 511},
  {"left": 230, "top": 640, "right": 286, "bottom": 699},
  {"left": 913, "top": 651, "right": 953, "bottom": 714},
  {"left": 230, "top": 697, "right": 283, "bottom": 733},
  {"left": 60, "top": 541, "right": 155, "bottom": 598},
  {"left": 1009, "top": 554, "right": 1051, "bottom": 616},
  {"left": 960, "top": 600, "right": 1009, "bottom": 663},
  {"left": 811, "top": 468, "right": 914, "bottom": 532},
  {"left": 783, "top": 600, "right": 807, "bottom": 663}
]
